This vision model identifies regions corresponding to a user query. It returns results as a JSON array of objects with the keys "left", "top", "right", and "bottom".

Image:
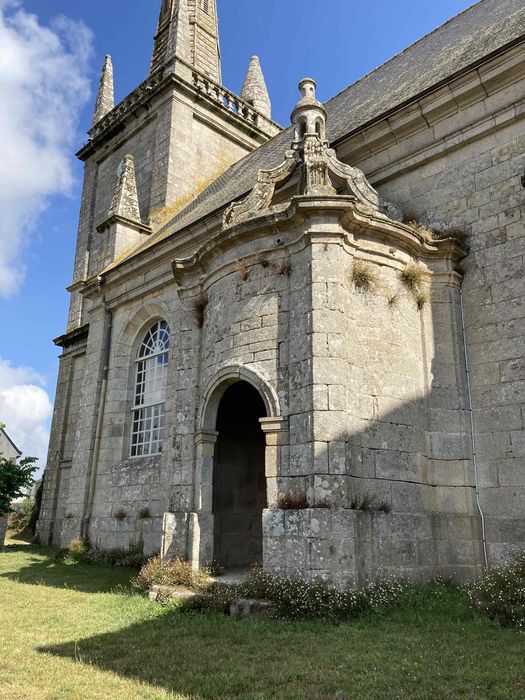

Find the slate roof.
[{"left": 115, "top": 0, "right": 525, "bottom": 266}]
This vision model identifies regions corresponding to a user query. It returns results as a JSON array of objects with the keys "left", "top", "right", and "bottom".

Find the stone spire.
[
  {"left": 165, "top": 0, "right": 191, "bottom": 64},
  {"left": 151, "top": 0, "right": 191, "bottom": 73},
  {"left": 108, "top": 155, "right": 141, "bottom": 222},
  {"left": 91, "top": 55, "right": 114, "bottom": 127},
  {"left": 151, "top": 0, "right": 221, "bottom": 82},
  {"left": 241, "top": 56, "right": 271, "bottom": 119}
]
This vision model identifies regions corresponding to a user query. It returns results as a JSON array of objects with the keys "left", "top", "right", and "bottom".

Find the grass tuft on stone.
[
  {"left": 352, "top": 260, "right": 377, "bottom": 292},
  {"left": 276, "top": 492, "right": 308, "bottom": 509},
  {"left": 235, "top": 258, "right": 250, "bottom": 281},
  {"left": 350, "top": 493, "right": 392, "bottom": 513}
]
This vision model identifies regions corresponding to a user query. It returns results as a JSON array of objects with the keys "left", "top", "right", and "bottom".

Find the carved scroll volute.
[{"left": 223, "top": 150, "right": 298, "bottom": 228}]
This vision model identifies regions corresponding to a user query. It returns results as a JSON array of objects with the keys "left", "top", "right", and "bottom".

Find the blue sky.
[{"left": 0, "top": 0, "right": 475, "bottom": 465}]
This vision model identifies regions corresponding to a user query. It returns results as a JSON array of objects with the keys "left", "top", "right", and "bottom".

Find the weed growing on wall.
[
  {"left": 399, "top": 263, "right": 430, "bottom": 309},
  {"left": 276, "top": 492, "right": 308, "bottom": 509},
  {"left": 192, "top": 294, "right": 208, "bottom": 328},
  {"left": 235, "top": 258, "right": 250, "bottom": 281},
  {"left": 352, "top": 260, "right": 377, "bottom": 292}
]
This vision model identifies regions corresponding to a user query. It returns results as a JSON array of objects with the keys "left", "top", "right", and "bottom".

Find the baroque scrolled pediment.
[{"left": 223, "top": 79, "right": 380, "bottom": 230}]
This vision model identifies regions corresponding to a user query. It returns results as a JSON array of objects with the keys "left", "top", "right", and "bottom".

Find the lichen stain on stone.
[{"left": 150, "top": 149, "right": 238, "bottom": 231}]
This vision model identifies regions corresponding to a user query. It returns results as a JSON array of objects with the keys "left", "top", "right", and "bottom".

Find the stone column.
[
  {"left": 190, "top": 430, "right": 218, "bottom": 567},
  {"left": 260, "top": 417, "right": 289, "bottom": 505}
]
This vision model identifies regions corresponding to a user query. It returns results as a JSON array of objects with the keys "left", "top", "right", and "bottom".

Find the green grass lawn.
[{"left": 1, "top": 535, "right": 524, "bottom": 700}]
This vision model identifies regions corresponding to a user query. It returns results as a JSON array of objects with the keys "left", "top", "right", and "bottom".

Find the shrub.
[
  {"left": 28, "top": 479, "right": 43, "bottom": 534},
  {"left": 184, "top": 583, "right": 238, "bottom": 615},
  {"left": 133, "top": 555, "right": 211, "bottom": 592},
  {"left": 206, "top": 560, "right": 225, "bottom": 577},
  {"left": 192, "top": 294, "right": 208, "bottom": 328},
  {"left": 352, "top": 261, "right": 376, "bottom": 291},
  {"left": 468, "top": 552, "right": 525, "bottom": 629},
  {"left": 183, "top": 566, "right": 410, "bottom": 622},
  {"left": 67, "top": 538, "right": 90, "bottom": 563},
  {"left": 276, "top": 492, "right": 308, "bottom": 510},
  {"left": 350, "top": 493, "right": 375, "bottom": 511},
  {"left": 88, "top": 542, "right": 147, "bottom": 570},
  {"left": 8, "top": 497, "right": 36, "bottom": 534},
  {"left": 0, "top": 453, "right": 38, "bottom": 517}
]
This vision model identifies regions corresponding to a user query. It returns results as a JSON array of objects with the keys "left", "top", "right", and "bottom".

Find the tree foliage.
[{"left": 0, "top": 454, "right": 38, "bottom": 517}]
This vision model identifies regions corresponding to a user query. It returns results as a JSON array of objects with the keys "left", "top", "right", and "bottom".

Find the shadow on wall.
[{"left": 257, "top": 257, "right": 490, "bottom": 583}]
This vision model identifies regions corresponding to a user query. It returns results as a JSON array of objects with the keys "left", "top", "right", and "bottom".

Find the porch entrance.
[{"left": 213, "top": 381, "right": 267, "bottom": 569}]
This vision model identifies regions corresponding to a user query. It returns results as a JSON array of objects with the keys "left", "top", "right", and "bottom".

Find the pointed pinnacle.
[
  {"left": 108, "top": 155, "right": 141, "bottom": 222},
  {"left": 166, "top": 0, "right": 191, "bottom": 64},
  {"left": 241, "top": 56, "right": 271, "bottom": 119},
  {"left": 91, "top": 55, "right": 114, "bottom": 127}
]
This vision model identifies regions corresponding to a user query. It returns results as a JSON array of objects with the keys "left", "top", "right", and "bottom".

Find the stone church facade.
[{"left": 38, "top": 0, "right": 524, "bottom": 587}]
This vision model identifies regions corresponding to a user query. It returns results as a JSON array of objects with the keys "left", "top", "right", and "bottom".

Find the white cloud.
[
  {"left": 0, "top": 358, "right": 53, "bottom": 472},
  {"left": 0, "top": 1, "right": 93, "bottom": 296}
]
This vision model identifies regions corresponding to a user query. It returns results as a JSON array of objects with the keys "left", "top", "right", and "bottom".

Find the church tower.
[
  {"left": 64, "top": 0, "right": 279, "bottom": 331},
  {"left": 37, "top": 0, "right": 280, "bottom": 547}
]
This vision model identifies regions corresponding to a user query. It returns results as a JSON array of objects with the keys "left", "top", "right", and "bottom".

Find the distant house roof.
[
  {"left": 110, "top": 0, "right": 525, "bottom": 268},
  {"left": 0, "top": 427, "right": 22, "bottom": 458}
]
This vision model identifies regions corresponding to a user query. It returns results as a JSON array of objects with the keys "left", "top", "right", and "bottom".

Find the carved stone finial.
[
  {"left": 91, "top": 55, "right": 114, "bottom": 127},
  {"left": 108, "top": 155, "right": 141, "bottom": 222},
  {"left": 241, "top": 56, "right": 272, "bottom": 119},
  {"left": 291, "top": 78, "right": 327, "bottom": 144},
  {"left": 223, "top": 79, "right": 380, "bottom": 229}
]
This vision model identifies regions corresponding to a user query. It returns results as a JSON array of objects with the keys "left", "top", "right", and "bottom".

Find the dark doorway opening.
[{"left": 213, "top": 381, "right": 267, "bottom": 569}]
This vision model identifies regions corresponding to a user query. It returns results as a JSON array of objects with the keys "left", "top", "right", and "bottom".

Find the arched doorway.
[{"left": 213, "top": 381, "right": 267, "bottom": 569}]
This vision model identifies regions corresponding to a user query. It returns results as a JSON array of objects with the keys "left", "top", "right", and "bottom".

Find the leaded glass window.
[{"left": 130, "top": 320, "right": 170, "bottom": 457}]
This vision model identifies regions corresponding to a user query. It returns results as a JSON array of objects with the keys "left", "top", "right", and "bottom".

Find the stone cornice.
[
  {"left": 96, "top": 213, "right": 152, "bottom": 235},
  {"left": 171, "top": 195, "right": 467, "bottom": 292},
  {"left": 54, "top": 324, "right": 89, "bottom": 350}
]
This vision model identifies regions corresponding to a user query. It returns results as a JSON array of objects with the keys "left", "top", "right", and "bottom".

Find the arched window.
[{"left": 130, "top": 320, "right": 170, "bottom": 457}]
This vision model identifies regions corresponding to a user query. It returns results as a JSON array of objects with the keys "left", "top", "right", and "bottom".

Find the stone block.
[{"left": 230, "top": 598, "right": 272, "bottom": 619}]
